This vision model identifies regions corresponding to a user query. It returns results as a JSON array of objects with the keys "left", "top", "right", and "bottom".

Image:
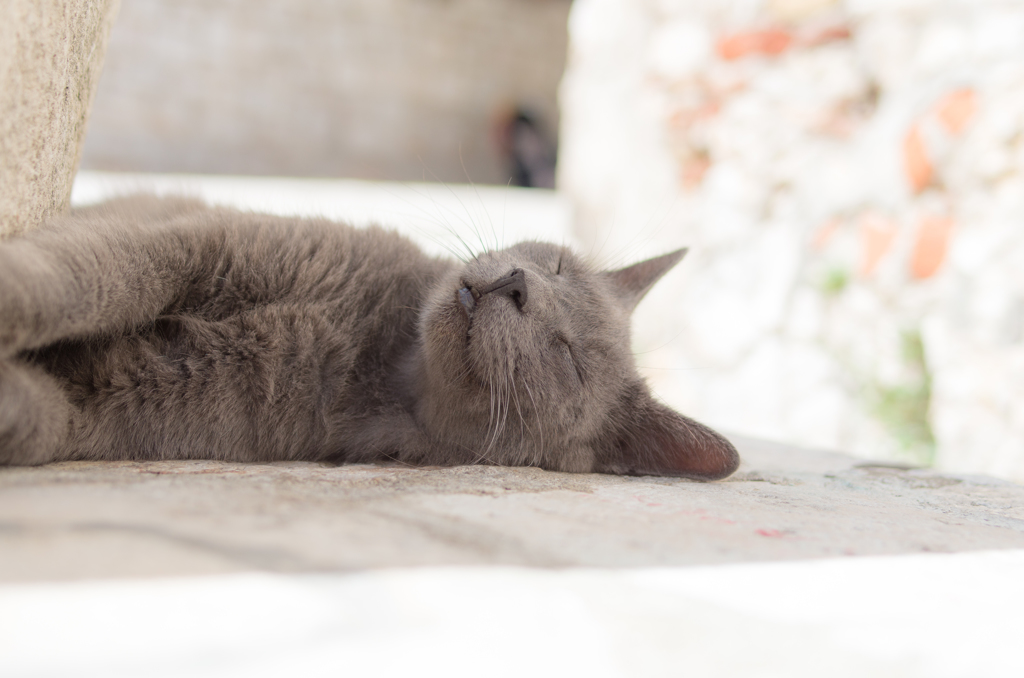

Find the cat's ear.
[
  {"left": 597, "top": 397, "right": 740, "bottom": 480},
  {"left": 603, "top": 248, "right": 687, "bottom": 313}
]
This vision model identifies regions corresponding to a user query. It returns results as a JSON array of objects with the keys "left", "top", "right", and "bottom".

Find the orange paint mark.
[
  {"left": 935, "top": 88, "right": 977, "bottom": 135},
  {"left": 859, "top": 214, "right": 898, "bottom": 277},
  {"left": 903, "top": 123, "right": 933, "bottom": 193},
  {"left": 669, "top": 103, "right": 719, "bottom": 131},
  {"left": 717, "top": 29, "right": 793, "bottom": 60},
  {"left": 697, "top": 101, "right": 722, "bottom": 121},
  {"left": 668, "top": 109, "right": 692, "bottom": 129},
  {"left": 804, "top": 25, "right": 852, "bottom": 48},
  {"left": 756, "top": 528, "right": 784, "bottom": 538},
  {"left": 910, "top": 216, "right": 954, "bottom": 280},
  {"left": 812, "top": 218, "right": 842, "bottom": 250},
  {"left": 680, "top": 156, "right": 711, "bottom": 189}
]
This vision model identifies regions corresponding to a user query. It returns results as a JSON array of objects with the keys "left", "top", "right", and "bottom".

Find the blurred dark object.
[{"left": 495, "top": 108, "right": 557, "bottom": 189}]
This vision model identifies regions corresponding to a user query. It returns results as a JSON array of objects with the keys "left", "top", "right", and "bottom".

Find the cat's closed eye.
[{"left": 554, "top": 334, "right": 584, "bottom": 384}]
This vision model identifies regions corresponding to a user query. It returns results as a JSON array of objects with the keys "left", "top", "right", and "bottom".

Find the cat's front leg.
[
  {"left": 0, "top": 205, "right": 198, "bottom": 358},
  {"left": 0, "top": 359, "right": 72, "bottom": 465},
  {"left": 331, "top": 408, "right": 443, "bottom": 468}
]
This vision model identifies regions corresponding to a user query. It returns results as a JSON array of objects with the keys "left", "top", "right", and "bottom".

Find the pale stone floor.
[
  {"left": 3, "top": 436, "right": 1024, "bottom": 677},
  {"left": 3, "top": 436, "right": 1024, "bottom": 581}
]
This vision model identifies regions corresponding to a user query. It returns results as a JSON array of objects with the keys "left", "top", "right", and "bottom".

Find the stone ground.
[
  {"left": 4, "top": 436, "right": 1023, "bottom": 583},
  {"left": 4, "top": 437, "right": 1024, "bottom": 677}
]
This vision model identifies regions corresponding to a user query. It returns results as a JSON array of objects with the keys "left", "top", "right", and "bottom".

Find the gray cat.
[{"left": 0, "top": 196, "right": 739, "bottom": 479}]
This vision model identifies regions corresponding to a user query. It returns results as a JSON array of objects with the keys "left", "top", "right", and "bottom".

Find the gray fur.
[{"left": 0, "top": 196, "right": 739, "bottom": 479}]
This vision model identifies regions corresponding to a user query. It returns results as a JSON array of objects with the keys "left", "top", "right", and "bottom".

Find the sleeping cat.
[{"left": 0, "top": 196, "right": 739, "bottom": 479}]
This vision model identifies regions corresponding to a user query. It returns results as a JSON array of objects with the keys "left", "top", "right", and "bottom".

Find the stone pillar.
[{"left": 0, "top": 0, "right": 120, "bottom": 239}]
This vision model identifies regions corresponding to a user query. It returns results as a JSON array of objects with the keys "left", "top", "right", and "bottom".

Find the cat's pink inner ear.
[
  {"left": 604, "top": 248, "right": 687, "bottom": 313},
  {"left": 602, "top": 401, "right": 740, "bottom": 480}
]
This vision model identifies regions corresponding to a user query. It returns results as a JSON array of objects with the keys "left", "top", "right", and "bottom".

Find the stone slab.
[
  {"left": 5, "top": 551, "right": 1024, "bottom": 678},
  {"left": 3, "top": 436, "right": 1022, "bottom": 583}
]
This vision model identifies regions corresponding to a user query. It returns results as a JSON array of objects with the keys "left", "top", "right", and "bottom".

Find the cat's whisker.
[
  {"left": 435, "top": 182, "right": 489, "bottom": 257},
  {"left": 487, "top": 378, "right": 495, "bottom": 432},
  {"left": 451, "top": 365, "right": 473, "bottom": 384},
  {"left": 474, "top": 377, "right": 503, "bottom": 465},
  {"left": 386, "top": 184, "right": 478, "bottom": 260},
  {"left": 500, "top": 177, "right": 512, "bottom": 251},
  {"left": 457, "top": 146, "right": 500, "bottom": 253},
  {"left": 522, "top": 381, "right": 544, "bottom": 457},
  {"left": 630, "top": 328, "right": 689, "bottom": 355},
  {"left": 635, "top": 365, "right": 711, "bottom": 371},
  {"left": 477, "top": 366, "right": 512, "bottom": 467},
  {"left": 406, "top": 163, "right": 486, "bottom": 258},
  {"left": 414, "top": 217, "right": 477, "bottom": 262},
  {"left": 370, "top": 192, "right": 474, "bottom": 262},
  {"left": 388, "top": 213, "right": 472, "bottom": 262},
  {"left": 587, "top": 203, "right": 619, "bottom": 268},
  {"left": 497, "top": 375, "right": 511, "bottom": 453},
  {"left": 601, "top": 192, "right": 678, "bottom": 271},
  {"left": 509, "top": 376, "right": 529, "bottom": 440},
  {"left": 494, "top": 379, "right": 509, "bottom": 457},
  {"left": 375, "top": 449, "right": 417, "bottom": 469},
  {"left": 486, "top": 377, "right": 504, "bottom": 458}
]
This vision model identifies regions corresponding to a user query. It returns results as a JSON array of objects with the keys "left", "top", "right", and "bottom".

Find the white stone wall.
[{"left": 560, "top": 0, "right": 1024, "bottom": 480}]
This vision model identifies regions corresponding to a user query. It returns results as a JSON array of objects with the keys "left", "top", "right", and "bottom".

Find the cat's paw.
[{"left": 0, "top": 360, "right": 70, "bottom": 466}]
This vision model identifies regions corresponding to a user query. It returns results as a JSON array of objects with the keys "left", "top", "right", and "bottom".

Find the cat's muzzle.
[{"left": 458, "top": 268, "right": 528, "bottom": 318}]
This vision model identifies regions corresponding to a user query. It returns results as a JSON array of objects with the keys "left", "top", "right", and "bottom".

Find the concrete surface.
[
  {"left": 0, "top": 0, "right": 119, "bottom": 238},
  {"left": 3, "top": 436, "right": 1023, "bottom": 583},
  {"left": 4, "top": 437, "right": 1024, "bottom": 677},
  {"left": 5, "top": 551, "right": 1024, "bottom": 678}
]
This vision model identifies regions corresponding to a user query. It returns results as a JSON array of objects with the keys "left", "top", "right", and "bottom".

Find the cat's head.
[{"left": 416, "top": 243, "right": 739, "bottom": 480}]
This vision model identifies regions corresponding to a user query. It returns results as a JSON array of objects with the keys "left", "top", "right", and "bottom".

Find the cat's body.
[{"left": 0, "top": 196, "right": 739, "bottom": 479}]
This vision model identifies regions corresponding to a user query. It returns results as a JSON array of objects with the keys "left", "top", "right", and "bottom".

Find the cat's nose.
[{"left": 476, "top": 268, "right": 528, "bottom": 311}]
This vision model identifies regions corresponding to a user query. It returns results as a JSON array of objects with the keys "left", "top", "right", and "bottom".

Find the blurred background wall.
[
  {"left": 79, "top": 0, "right": 569, "bottom": 185},
  {"left": 560, "top": 0, "right": 1024, "bottom": 481}
]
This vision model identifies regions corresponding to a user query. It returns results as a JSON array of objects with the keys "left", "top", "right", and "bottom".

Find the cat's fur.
[{"left": 0, "top": 196, "right": 739, "bottom": 479}]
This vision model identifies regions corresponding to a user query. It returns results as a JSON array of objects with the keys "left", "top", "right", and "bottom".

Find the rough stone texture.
[
  {"left": 78, "top": 0, "right": 570, "bottom": 185},
  {"left": 3, "top": 436, "right": 1023, "bottom": 583},
  {"left": 559, "top": 0, "right": 1024, "bottom": 482},
  {"left": 0, "top": 0, "right": 119, "bottom": 239}
]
